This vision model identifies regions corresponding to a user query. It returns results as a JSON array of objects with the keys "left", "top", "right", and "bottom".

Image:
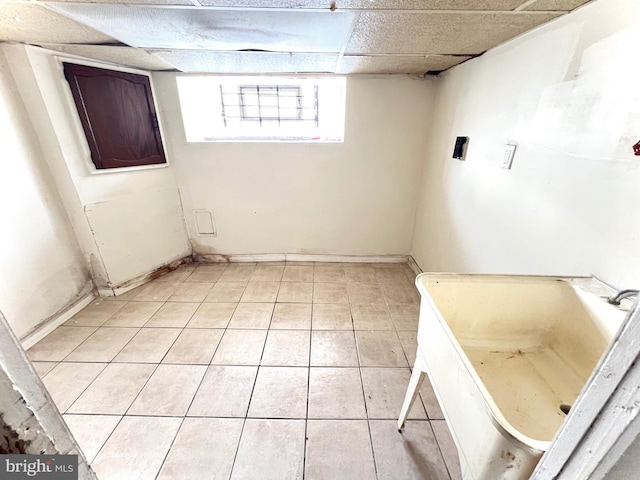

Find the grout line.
[
  {"left": 122, "top": 362, "right": 162, "bottom": 416},
  {"left": 154, "top": 416, "right": 185, "bottom": 480},
  {"left": 302, "top": 278, "right": 314, "bottom": 480},
  {"left": 60, "top": 412, "right": 426, "bottom": 421},
  {"left": 227, "top": 303, "right": 272, "bottom": 479},
  {"left": 86, "top": 413, "right": 127, "bottom": 465},
  {"left": 353, "top": 307, "right": 380, "bottom": 479},
  {"left": 429, "top": 420, "right": 455, "bottom": 480}
]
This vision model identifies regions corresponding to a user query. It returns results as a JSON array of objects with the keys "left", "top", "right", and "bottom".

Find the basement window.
[{"left": 176, "top": 76, "right": 345, "bottom": 143}]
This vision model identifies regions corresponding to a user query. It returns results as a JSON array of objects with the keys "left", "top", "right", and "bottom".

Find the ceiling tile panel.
[
  {"left": 524, "top": 0, "right": 592, "bottom": 11},
  {"left": 149, "top": 50, "right": 339, "bottom": 73},
  {"left": 338, "top": 54, "right": 471, "bottom": 74},
  {"left": 40, "top": 44, "right": 176, "bottom": 70},
  {"left": 46, "top": 4, "right": 355, "bottom": 52},
  {"left": 197, "top": 0, "right": 526, "bottom": 9},
  {"left": 0, "top": 4, "right": 116, "bottom": 44},
  {"left": 41, "top": 0, "right": 194, "bottom": 4},
  {"left": 345, "top": 11, "right": 562, "bottom": 55}
]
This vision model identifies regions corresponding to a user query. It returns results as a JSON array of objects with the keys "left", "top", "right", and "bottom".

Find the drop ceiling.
[{"left": 0, "top": 0, "right": 594, "bottom": 75}]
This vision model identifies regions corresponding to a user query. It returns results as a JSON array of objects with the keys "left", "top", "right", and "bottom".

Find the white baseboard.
[
  {"left": 407, "top": 256, "right": 423, "bottom": 276},
  {"left": 20, "top": 290, "right": 96, "bottom": 350},
  {"left": 194, "top": 253, "right": 287, "bottom": 263},
  {"left": 99, "top": 256, "right": 193, "bottom": 297},
  {"left": 195, "top": 253, "right": 411, "bottom": 264}
]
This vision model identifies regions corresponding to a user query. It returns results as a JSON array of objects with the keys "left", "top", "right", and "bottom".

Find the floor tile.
[
  {"left": 370, "top": 420, "right": 451, "bottom": 480},
  {"left": 375, "top": 266, "right": 413, "bottom": 285},
  {"left": 144, "top": 302, "right": 199, "bottom": 327},
  {"left": 250, "top": 264, "right": 284, "bottom": 281},
  {"left": 361, "top": 368, "right": 427, "bottom": 419},
  {"left": 356, "top": 331, "right": 408, "bottom": 367},
  {"left": 67, "top": 363, "right": 156, "bottom": 414},
  {"left": 231, "top": 419, "right": 304, "bottom": 480},
  {"left": 168, "top": 282, "right": 214, "bottom": 302},
  {"left": 240, "top": 281, "right": 280, "bottom": 303},
  {"left": 312, "top": 303, "right": 352, "bottom": 330},
  {"left": 27, "top": 326, "right": 97, "bottom": 361},
  {"left": 248, "top": 367, "right": 308, "bottom": 419},
  {"left": 282, "top": 265, "right": 314, "bottom": 282},
  {"left": 313, "top": 282, "right": 349, "bottom": 303},
  {"left": 63, "top": 414, "right": 121, "bottom": 462},
  {"left": 113, "top": 328, "right": 181, "bottom": 363},
  {"left": 42, "top": 362, "right": 107, "bottom": 412},
  {"left": 132, "top": 281, "right": 179, "bottom": 302},
  {"left": 103, "top": 301, "right": 163, "bottom": 327},
  {"left": 185, "top": 264, "right": 226, "bottom": 283},
  {"left": 310, "top": 331, "right": 358, "bottom": 366},
  {"left": 308, "top": 368, "right": 366, "bottom": 419},
  {"left": 211, "top": 329, "right": 267, "bottom": 365},
  {"left": 128, "top": 364, "right": 207, "bottom": 416},
  {"left": 163, "top": 329, "right": 223, "bottom": 364},
  {"left": 65, "top": 327, "right": 139, "bottom": 362},
  {"left": 188, "top": 366, "right": 258, "bottom": 417},
  {"left": 91, "top": 416, "right": 181, "bottom": 480},
  {"left": 347, "top": 283, "right": 385, "bottom": 304},
  {"left": 261, "top": 330, "right": 310, "bottom": 366},
  {"left": 228, "top": 303, "right": 274, "bottom": 329},
  {"left": 421, "top": 375, "right": 445, "bottom": 420},
  {"left": 270, "top": 303, "right": 312, "bottom": 329},
  {"left": 277, "top": 282, "right": 313, "bottom": 303},
  {"left": 432, "top": 420, "right": 463, "bottom": 480},
  {"left": 351, "top": 304, "right": 394, "bottom": 330},
  {"left": 314, "top": 266, "right": 346, "bottom": 283},
  {"left": 109, "top": 285, "right": 145, "bottom": 301},
  {"left": 381, "top": 283, "right": 420, "bottom": 305},
  {"left": 64, "top": 299, "right": 126, "bottom": 327},
  {"left": 219, "top": 265, "right": 255, "bottom": 282},
  {"left": 305, "top": 420, "right": 376, "bottom": 480},
  {"left": 28, "top": 261, "right": 443, "bottom": 480},
  {"left": 389, "top": 304, "right": 420, "bottom": 330},
  {"left": 158, "top": 264, "right": 197, "bottom": 283},
  {"left": 204, "top": 282, "right": 247, "bottom": 303},
  {"left": 344, "top": 265, "right": 377, "bottom": 283},
  {"left": 157, "top": 418, "right": 244, "bottom": 480},
  {"left": 31, "top": 361, "right": 58, "bottom": 377},
  {"left": 397, "top": 331, "right": 418, "bottom": 365},
  {"left": 186, "top": 303, "right": 237, "bottom": 328}
]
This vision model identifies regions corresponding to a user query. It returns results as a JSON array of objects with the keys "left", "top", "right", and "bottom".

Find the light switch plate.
[{"left": 502, "top": 144, "right": 517, "bottom": 169}]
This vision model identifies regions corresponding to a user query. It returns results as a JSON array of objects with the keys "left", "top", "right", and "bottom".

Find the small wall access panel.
[
  {"left": 63, "top": 63, "right": 166, "bottom": 170},
  {"left": 453, "top": 136, "right": 468, "bottom": 160},
  {"left": 193, "top": 210, "right": 216, "bottom": 236}
]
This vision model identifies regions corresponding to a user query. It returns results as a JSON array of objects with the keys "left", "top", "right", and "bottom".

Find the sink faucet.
[{"left": 608, "top": 289, "right": 640, "bottom": 305}]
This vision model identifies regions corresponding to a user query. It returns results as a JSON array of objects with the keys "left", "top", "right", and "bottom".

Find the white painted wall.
[
  {"left": 412, "top": 0, "right": 640, "bottom": 287},
  {"left": 154, "top": 75, "right": 434, "bottom": 256},
  {"left": 4, "top": 45, "right": 191, "bottom": 289},
  {"left": 0, "top": 48, "right": 92, "bottom": 339}
]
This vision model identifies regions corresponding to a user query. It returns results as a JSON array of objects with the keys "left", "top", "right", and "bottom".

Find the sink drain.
[{"left": 560, "top": 404, "right": 572, "bottom": 415}]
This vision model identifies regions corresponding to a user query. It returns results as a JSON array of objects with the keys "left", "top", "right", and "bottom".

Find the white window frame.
[{"left": 176, "top": 76, "right": 346, "bottom": 143}]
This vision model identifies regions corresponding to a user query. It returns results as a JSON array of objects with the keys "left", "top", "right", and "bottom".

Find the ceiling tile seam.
[
  {"left": 335, "top": 10, "right": 359, "bottom": 74},
  {"left": 342, "top": 53, "right": 473, "bottom": 58},
  {"left": 38, "top": 5, "right": 572, "bottom": 15},
  {"left": 37, "top": 2, "right": 126, "bottom": 44},
  {"left": 515, "top": 0, "right": 539, "bottom": 11}
]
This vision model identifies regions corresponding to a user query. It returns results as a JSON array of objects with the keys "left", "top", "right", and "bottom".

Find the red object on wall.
[{"left": 634, "top": 140, "right": 640, "bottom": 156}]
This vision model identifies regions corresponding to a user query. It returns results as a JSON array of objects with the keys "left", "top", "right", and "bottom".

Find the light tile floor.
[{"left": 28, "top": 262, "right": 462, "bottom": 480}]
